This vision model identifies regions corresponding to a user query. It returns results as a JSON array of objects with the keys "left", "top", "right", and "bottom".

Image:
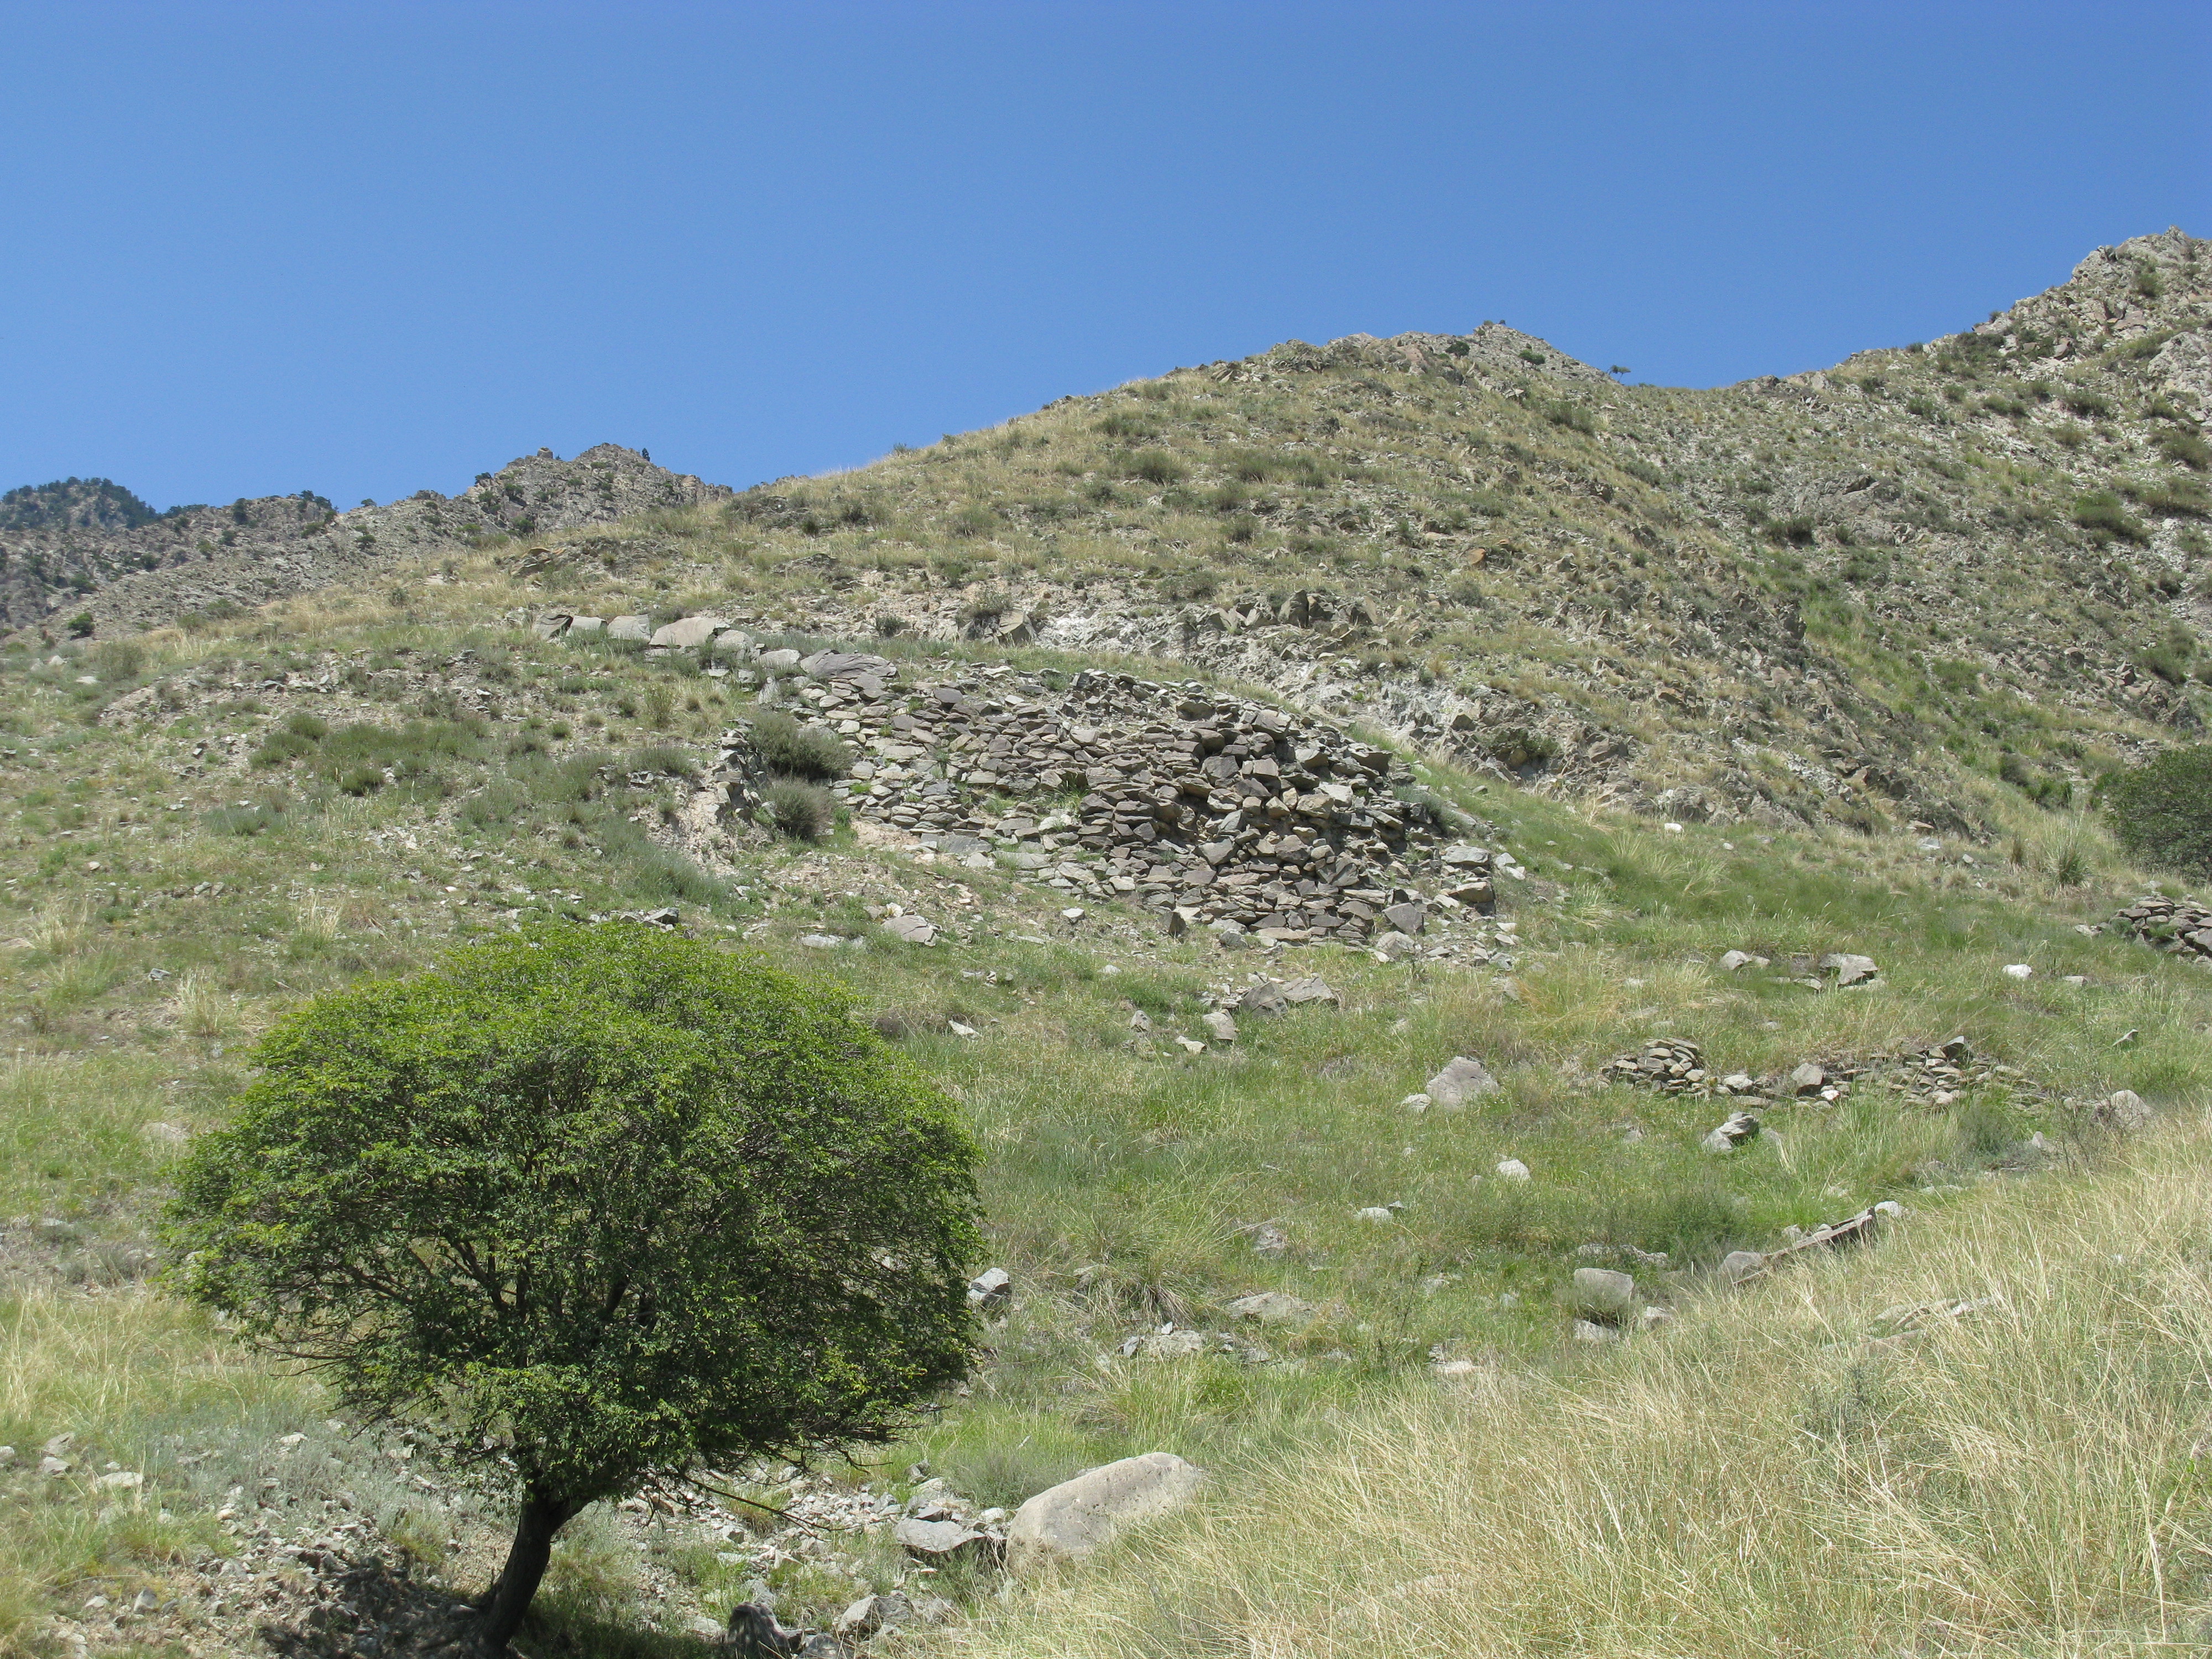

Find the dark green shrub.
[
  {"left": 762, "top": 779, "right": 833, "bottom": 839},
  {"left": 165, "top": 924, "right": 979, "bottom": 1651},
  {"left": 2140, "top": 478, "right": 2210, "bottom": 518},
  {"left": 626, "top": 743, "right": 695, "bottom": 780},
  {"left": 1767, "top": 515, "right": 1817, "bottom": 547},
  {"left": 1517, "top": 348, "right": 1546, "bottom": 366},
  {"left": 749, "top": 711, "right": 849, "bottom": 780},
  {"left": 251, "top": 730, "right": 317, "bottom": 768},
  {"left": 2103, "top": 746, "right": 2212, "bottom": 876},
  {"left": 1542, "top": 400, "right": 1596, "bottom": 436},
  {"left": 1130, "top": 451, "right": 1186, "bottom": 486},
  {"left": 284, "top": 712, "right": 328, "bottom": 740}
]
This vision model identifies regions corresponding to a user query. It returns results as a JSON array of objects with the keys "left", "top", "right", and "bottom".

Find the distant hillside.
[
  {"left": 0, "top": 445, "right": 728, "bottom": 634},
  {"left": 13, "top": 228, "right": 2209, "bottom": 832}
]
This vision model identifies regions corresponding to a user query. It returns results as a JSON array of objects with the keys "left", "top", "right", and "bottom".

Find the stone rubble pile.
[
  {"left": 1601, "top": 1032, "right": 2035, "bottom": 1112},
  {"left": 2114, "top": 895, "right": 2212, "bottom": 964},
  {"left": 688, "top": 640, "right": 1513, "bottom": 950},
  {"left": 1600, "top": 1036, "right": 1712, "bottom": 1094}
]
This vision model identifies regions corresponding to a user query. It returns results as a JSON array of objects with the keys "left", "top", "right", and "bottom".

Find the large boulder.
[{"left": 1005, "top": 1452, "right": 1205, "bottom": 1576}]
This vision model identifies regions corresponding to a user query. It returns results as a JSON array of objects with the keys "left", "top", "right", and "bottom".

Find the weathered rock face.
[{"left": 1005, "top": 1452, "right": 1206, "bottom": 1577}]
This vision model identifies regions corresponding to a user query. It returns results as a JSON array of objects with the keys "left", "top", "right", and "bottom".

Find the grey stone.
[
  {"left": 802, "top": 650, "right": 896, "bottom": 682},
  {"left": 1702, "top": 1111, "right": 1761, "bottom": 1153},
  {"left": 967, "top": 1267, "right": 1011, "bottom": 1310},
  {"left": 757, "top": 648, "right": 802, "bottom": 672},
  {"left": 1372, "top": 930, "right": 1419, "bottom": 961},
  {"left": 1572, "top": 1318, "right": 1618, "bottom": 1344},
  {"left": 566, "top": 615, "right": 606, "bottom": 635},
  {"left": 1225, "top": 1291, "right": 1314, "bottom": 1324},
  {"left": 1425, "top": 1055, "right": 1499, "bottom": 1109},
  {"left": 1718, "top": 949, "right": 1758, "bottom": 971},
  {"left": 1202, "top": 1010, "right": 1238, "bottom": 1042},
  {"left": 1571, "top": 1267, "right": 1636, "bottom": 1319},
  {"left": 650, "top": 614, "right": 727, "bottom": 650},
  {"left": 894, "top": 1517, "right": 987, "bottom": 1559},
  {"left": 1383, "top": 901, "right": 1427, "bottom": 935},
  {"left": 2091, "top": 1088, "right": 2152, "bottom": 1133},
  {"left": 1495, "top": 1157, "right": 1531, "bottom": 1181},
  {"left": 1821, "top": 952, "right": 1879, "bottom": 987},
  {"left": 1789, "top": 1062, "right": 1826, "bottom": 1095},
  {"left": 1720, "top": 1250, "right": 1767, "bottom": 1284},
  {"left": 882, "top": 913, "right": 938, "bottom": 946},
  {"left": 606, "top": 615, "right": 651, "bottom": 641},
  {"left": 531, "top": 613, "right": 573, "bottom": 640},
  {"left": 833, "top": 1591, "right": 913, "bottom": 1639},
  {"left": 1355, "top": 1206, "right": 1395, "bottom": 1223}
]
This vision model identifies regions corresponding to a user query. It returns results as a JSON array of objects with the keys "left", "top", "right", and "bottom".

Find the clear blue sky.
[{"left": 3, "top": 2, "right": 2205, "bottom": 510}]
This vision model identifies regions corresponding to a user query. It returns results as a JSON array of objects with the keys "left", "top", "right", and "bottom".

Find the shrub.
[
  {"left": 1767, "top": 515, "right": 1817, "bottom": 547},
  {"left": 2155, "top": 429, "right": 2210, "bottom": 470},
  {"left": 1542, "top": 400, "right": 1597, "bottom": 436},
  {"left": 761, "top": 779, "right": 833, "bottom": 839},
  {"left": 626, "top": 743, "right": 695, "bottom": 780},
  {"left": 1130, "top": 451, "right": 1186, "bottom": 486},
  {"left": 748, "top": 711, "right": 849, "bottom": 782},
  {"left": 284, "top": 711, "right": 328, "bottom": 740},
  {"left": 2140, "top": 478, "right": 2210, "bottom": 518},
  {"left": 2102, "top": 746, "right": 2212, "bottom": 876},
  {"left": 165, "top": 925, "right": 980, "bottom": 1652},
  {"left": 2072, "top": 492, "right": 2148, "bottom": 543}
]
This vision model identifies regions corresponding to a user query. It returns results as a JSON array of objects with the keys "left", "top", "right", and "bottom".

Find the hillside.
[
  {"left": 25, "top": 228, "right": 2208, "bottom": 838},
  {"left": 0, "top": 231, "right": 2208, "bottom": 1659}
]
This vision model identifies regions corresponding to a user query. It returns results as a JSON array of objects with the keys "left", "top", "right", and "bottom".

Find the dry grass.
[{"left": 949, "top": 1114, "right": 2212, "bottom": 1658}]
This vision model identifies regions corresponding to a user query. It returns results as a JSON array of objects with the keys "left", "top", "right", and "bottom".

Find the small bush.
[
  {"left": 761, "top": 779, "right": 833, "bottom": 839},
  {"left": 1767, "top": 515, "right": 1816, "bottom": 547},
  {"left": 1542, "top": 400, "right": 1596, "bottom": 436},
  {"left": 2140, "top": 478, "right": 2210, "bottom": 518},
  {"left": 749, "top": 711, "right": 850, "bottom": 780},
  {"left": 2103, "top": 746, "right": 2212, "bottom": 876},
  {"left": 1129, "top": 451, "right": 1186, "bottom": 486},
  {"left": 2072, "top": 492, "right": 2148, "bottom": 543},
  {"left": 2155, "top": 429, "right": 2210, "bottom": 470},
  {"left": 284, "top": 712, "right": 328, "bottom": 740},
  {"left": 627, "top": 743, "right": 696, "bottom": 780}
]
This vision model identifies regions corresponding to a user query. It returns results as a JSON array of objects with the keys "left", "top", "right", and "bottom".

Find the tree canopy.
[{"left": 166, "top": 922, "right": 980, "bottom": 1649}]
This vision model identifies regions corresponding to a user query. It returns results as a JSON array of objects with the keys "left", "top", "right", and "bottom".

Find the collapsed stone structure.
[
  {"left": 2114, "top": 895, "right": 2212, "bottom": 964},
  {"left": 693, "top": 639, "right": 1503, "bottom": 946}
]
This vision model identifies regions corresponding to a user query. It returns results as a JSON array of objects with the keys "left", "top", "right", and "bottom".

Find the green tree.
[
  {"left": 165, "top": 924, "right": 980, "bottom": 1652},
  {"left": 2101, "top": 745, "right": 2212, "bottom": 878}
]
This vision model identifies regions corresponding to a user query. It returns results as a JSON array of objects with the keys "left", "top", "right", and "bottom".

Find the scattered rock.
[
  {"left": 1788, "top": 1062, "right": 1826, "bottom": 1095},
  {"left": 1424, "top": 1055, "right": 1499, "bottom": 1109},
  {"left": 894, "top": 1517, "right": 991, "bottom": 1561},
  {"left": 881, "top": 913, "right": 938, "bottom": 945},
  {"left": 1355, "top": 1206, "right": 1396, "bottom": 1223},
  {"left": 1701, "top": 1111, "right": 1761, "bottom": 1153},
  {"left": 1821, "top": 952, "right": 1880, "bottom": 987},
  {"left": 1005, "top": 1453, "right": 1206, "bottom": 1576},
  {"left": 1202, "top": 1010, "right": 1238, "bottom": 1043},
  {"left": 1225, "top": 1291, "right": 1314, "bottom": 1324},
  {"left": 1569, "top": 1267, "right": 1636, "bottom": 1321},
  {"left": 834, "top": 1590, "right": 914, "bottom": 1639},
  {"left": 2002, "top": 963, "right": 2034, "bottom": 980},
  {"left": 1719, "top": 1250, "right": 1767, "bottom": 1284},
  {"left": 2090, "top": 1088, "right": 2152, "bottom": 1133},
  {"left": 1371, "top": 930, "right": 1420, "bottom": 961},
  {"left": 1603, "top": 1037, "right": 1710, "bottom": 1095},
  {"left": 1718, "top": 949, "right": 1768, "bottom": 971},
  {"left": 967, "top": 1267, "right": 1012, "bottom": 1311},
  {"left": 1495, "top": 1158, "right": 1531, "bottom": 1182}
]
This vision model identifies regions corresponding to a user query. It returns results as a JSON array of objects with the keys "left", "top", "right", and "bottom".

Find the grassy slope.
[{"left": 0, "top": 538, "right": 2205, "bottom": 1652}]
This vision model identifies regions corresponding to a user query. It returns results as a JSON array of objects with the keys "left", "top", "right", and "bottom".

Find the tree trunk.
[{"left": 476, "top": 1486, "right": 576, "bottom": 1653}]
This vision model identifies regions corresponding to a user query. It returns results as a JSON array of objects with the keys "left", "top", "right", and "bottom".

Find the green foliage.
[
  {"left": 2154, "top": 429, "right": 2210, "bottom": 470},
  {"left": 165, "top": 925, "right": 980, "bottom": 1641},
  {"left": 748, "top": 710, "right": 851, "bottom": 780},
  {"left": 1129, "top": 451, "right": 1187, "bottom": 486},
  {"left": 2102, "top": 746, "right": 2212, "bottom": 877},
  {"left": 65, "top": 612, "right": 94, "bottom": 639},
  {"left": 2071, "top": 491, "right": 2148, "bottom": 543},
  {"left": 1542, "top": 400, "right": 1597, "bottom": 436},
  {"left": 762, "top": 778, "right": 833, "bottom": 839}
]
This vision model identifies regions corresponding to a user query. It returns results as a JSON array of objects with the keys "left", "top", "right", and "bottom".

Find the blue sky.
[{"left": 2, "top": 2, "right": 2205, "bottom": 510}]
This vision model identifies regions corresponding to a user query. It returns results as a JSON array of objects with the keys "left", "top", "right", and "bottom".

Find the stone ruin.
[
  {"left": 702, "top": 646, "right": 1503, "bottom": 948},
  {"left": 2114, "top": 895, "right": 2212, "bottom": 965}
]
